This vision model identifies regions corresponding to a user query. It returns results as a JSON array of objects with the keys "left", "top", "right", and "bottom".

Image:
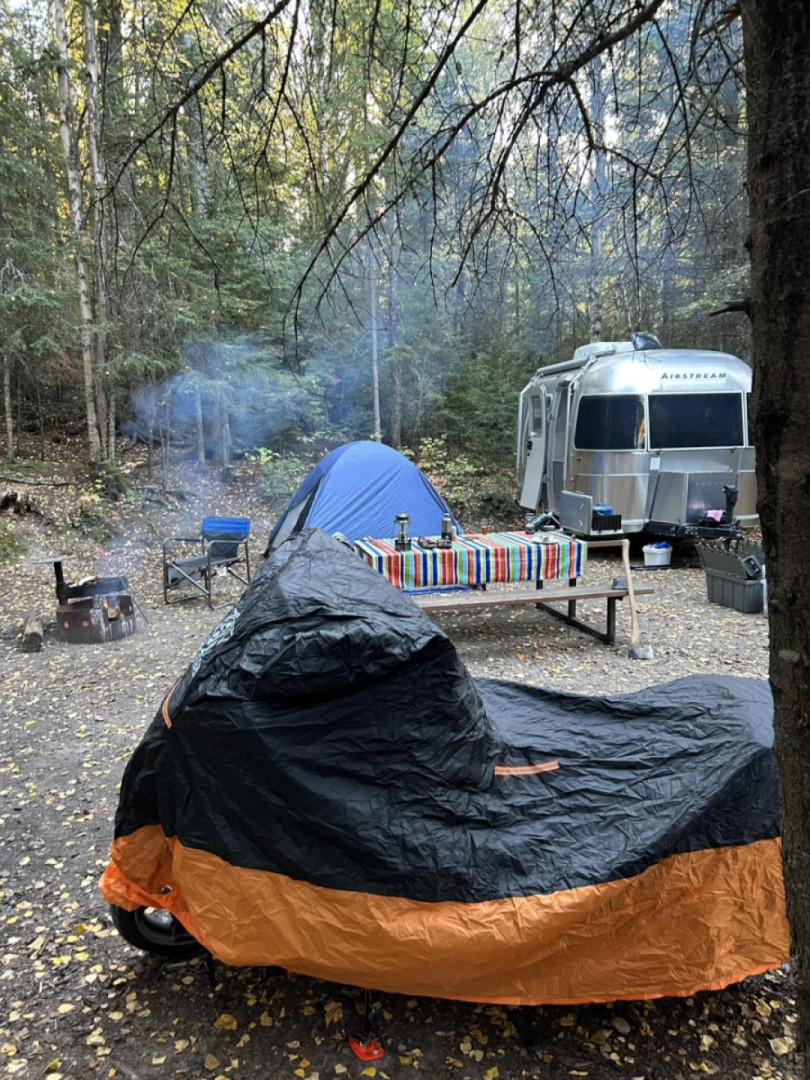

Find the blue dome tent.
[{"left": 265, "top": 441, "right": 462, "bottom": 552}]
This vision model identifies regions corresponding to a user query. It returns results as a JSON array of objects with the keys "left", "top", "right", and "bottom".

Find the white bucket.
[{"left": 643, "top": 543, "right": 672, "bottom": 567}]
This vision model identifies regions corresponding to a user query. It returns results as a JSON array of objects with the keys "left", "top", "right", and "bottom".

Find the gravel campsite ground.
[{"left": 0, "top": 445, "right": 800, "bottom": 1080}]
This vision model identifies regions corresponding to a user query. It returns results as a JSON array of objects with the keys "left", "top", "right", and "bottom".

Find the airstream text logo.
[{"left": 661, "top": 371, "right": 727, "bottom": 380}]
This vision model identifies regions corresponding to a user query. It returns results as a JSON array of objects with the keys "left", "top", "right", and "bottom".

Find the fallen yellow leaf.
[
  {"left": 213, "top": 1013, "right": 238, "bottom": 1031},
  {"left": 770, "top": 1036, "right": 795, "bottom": 1056},
  {"left": 324, "top": 1001, "right": 343, "bottom": 1026}
]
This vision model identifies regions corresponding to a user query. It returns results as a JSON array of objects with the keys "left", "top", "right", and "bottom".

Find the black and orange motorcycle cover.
[{"left": 101, "top": 528, "right": 789, "bottom": 1004}]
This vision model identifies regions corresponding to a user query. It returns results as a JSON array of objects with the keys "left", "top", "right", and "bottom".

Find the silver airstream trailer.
[{"left": 516, "top": 334, "right": 757, "bottom": 538}]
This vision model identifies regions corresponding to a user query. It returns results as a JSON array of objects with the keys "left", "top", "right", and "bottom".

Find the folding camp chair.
[{"left": 162, "top": 517, "right": 251, "bottom": 608}]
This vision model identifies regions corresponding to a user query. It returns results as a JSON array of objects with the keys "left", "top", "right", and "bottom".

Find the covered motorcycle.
[{"left": 101, "top": 528, "right": 788, "bottom": 1004}]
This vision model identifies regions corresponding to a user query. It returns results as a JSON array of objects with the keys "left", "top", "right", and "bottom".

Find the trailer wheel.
[{"left": 109, "top": 904, "right": 203, "bottom": 959}]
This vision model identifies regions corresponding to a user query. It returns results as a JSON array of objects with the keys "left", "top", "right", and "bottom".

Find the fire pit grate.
[{"left": 51, "top": 559, "right": 137, "bottom": 645}]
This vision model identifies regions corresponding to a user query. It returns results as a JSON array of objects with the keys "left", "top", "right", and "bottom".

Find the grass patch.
[
  {"left": 0, "top": 460, "right": 59, "bottom": 477},
  {"left": 0, "top": 522, "right": 27, "bottom": 561}
]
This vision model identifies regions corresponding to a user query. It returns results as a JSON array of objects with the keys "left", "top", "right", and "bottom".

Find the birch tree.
[{"left": 53, "top": 0, "right": 102, "bottom": 461}]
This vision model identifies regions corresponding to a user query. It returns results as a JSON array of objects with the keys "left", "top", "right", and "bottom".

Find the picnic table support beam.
[
  {"left": 533, "top": 572, "right": 619, "bottom": 645},
  {"left": 534, "top": 593, "right": 619, "bottom": 645}
]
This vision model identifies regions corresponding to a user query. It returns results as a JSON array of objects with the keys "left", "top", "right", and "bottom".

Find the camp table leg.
[
  {"left": 534, "top": 576, "right": 580, "bottom": 614},
  {"left": 605, "top": 596, "right": 617, "bottom": 645}
]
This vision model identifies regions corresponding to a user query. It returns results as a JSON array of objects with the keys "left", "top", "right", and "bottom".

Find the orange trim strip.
[
  {"left": 101, "top": 828, "right": 788, "bottom": 1006},
  {"left": 161, "top": 678, "right": 181, "bottom": 728},
  {"left": 494, "top": 760, "right": 559, "bottom": 775}
]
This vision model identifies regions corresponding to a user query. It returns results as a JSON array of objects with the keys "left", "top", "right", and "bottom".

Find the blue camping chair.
[{"left": 162, "top": 517, "right": 251, "bottom": 608}]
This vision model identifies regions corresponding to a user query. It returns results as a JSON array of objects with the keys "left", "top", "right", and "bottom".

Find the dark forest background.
[{"left": 0, "top": 0, "right": 749, "bottom": 497}]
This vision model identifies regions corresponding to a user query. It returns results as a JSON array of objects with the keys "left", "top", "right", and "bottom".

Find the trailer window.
[
  {"left": 649, "top": 393, "right": 744, "bottom": 449},
  {"left": 574, "top": 395, "right": 644, "bottom": 450},
  {"left": 531, "top": 395, "right": 545, "bottom": 433}
]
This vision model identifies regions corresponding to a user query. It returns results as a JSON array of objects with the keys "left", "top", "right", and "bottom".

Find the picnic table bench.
[{"left": 413, "top": 580, "right": 655, "bottom": 645}]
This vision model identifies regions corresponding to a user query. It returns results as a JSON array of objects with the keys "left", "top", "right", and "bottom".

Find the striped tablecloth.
[{"left": 354, "top": 531, "right": 587, "bottom": 590}]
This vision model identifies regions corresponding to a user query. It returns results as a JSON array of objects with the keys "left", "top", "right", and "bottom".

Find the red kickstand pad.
[{"left": 348, "top": 1035, "right": 385, "bottom": 1061}]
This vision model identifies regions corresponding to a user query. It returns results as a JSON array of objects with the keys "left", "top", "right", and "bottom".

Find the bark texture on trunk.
[
  {"left": 194, "top": 385, "right": 206, "bottom": 467},
  {"left": 742, "top": 0, "right": 810, "bottom": 1065},
  {"left": 588, "top": 53, "right": 607, "bottom": 343},
  {"left": 368, "top": 242, "right": 382, "bottom": 443},
  {"left": 83, "top": 0, "right": 109, "bottom": 460},
  {"left": 3, "top": 354, "right": 15, "bottom": 464},
  {"left": 53, "top": 0, "right": 102, "bottom": 463}
]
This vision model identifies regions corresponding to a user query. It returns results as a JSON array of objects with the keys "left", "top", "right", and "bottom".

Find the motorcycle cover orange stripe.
[{"left": 101, "top": 529, "right": 789, "bottom": 1003}]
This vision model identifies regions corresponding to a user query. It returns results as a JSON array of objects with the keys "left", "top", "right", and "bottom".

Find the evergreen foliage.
[{"left": 0, "top": 0, "right": 749, "bottom": 480}]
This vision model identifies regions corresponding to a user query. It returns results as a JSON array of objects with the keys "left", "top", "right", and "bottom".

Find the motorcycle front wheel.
[{"left": 109, "top": 904, "right": 203, "bottom": 959}]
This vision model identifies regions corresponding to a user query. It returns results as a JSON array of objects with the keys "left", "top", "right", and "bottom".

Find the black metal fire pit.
[{"left": 52, "top": 559, "right": 137, "bottom": 645}]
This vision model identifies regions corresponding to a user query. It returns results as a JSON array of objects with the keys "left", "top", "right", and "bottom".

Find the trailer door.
[
  {"left": 549, "top": 382, "right": 572, "bottom": 505},
  {"left": 519, "top": 389, "right": 547, "bottom": 509}
]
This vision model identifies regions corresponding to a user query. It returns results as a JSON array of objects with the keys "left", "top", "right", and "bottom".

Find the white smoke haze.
[{"left": 123, "top": 334, "right": 331, "bottom": 459}]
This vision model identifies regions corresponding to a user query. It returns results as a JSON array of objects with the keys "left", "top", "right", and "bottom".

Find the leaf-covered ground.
[{"left": 0, "top": 442, "right": 799, "bottom": 1080}]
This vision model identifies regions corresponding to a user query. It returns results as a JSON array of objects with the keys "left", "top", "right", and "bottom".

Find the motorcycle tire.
[{"left": 109, "top": 904, "right": 203, "bottom": 959}]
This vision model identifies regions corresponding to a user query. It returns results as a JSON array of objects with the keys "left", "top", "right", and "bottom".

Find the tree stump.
[{"left": 22, "top": 614, "right": 44, "bottom": 653}]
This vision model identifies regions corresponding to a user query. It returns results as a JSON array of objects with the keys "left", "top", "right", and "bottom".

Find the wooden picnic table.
[{"left": 355, "top": 532, "right": 652, "bottom": 645}]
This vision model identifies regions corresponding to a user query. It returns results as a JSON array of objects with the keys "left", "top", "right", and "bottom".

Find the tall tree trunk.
[
  {"left": 107, "top": 392, "right": 116, "bottom": 465},
  {"left": 742, "top": 1, "right": 810, "bottom": 1069},
  {"left": 146, "top": 385, "right": 156, "bottom": 480},
  {"left": 36, "top": 382, "right": 45, "bottom": 462},
  {"left": 3, "top": 353, "right": 14, "bottom": 463},
  {"left": 194, "top": 384, "right": 206, "bottom": 467},
  {"left": 368, "top": 242, "right": 382, "bottom": 443},
  {"left": 387, "top": 256, "right": 402, "bottom": 448},
  {"left": 160, "top": 399, "right": 170, "bottom": 488},
  {"left": 100, "top": 0, "right": 139, "bottom": 418},
  {"left": 218, "top": 389, "right": 231, "bottom": 468},
  {"left": 53, "top": 0, "right": 102, "bottom": 463},
  {"left": 660, "top": 224, "right": 676, "bottom": 344},
  {"left": 588, "top": 53, "right": 608, "bottom": 342},
  {"left": 0, "top": 149, "right": 12, "bottom": 465},
  {"left": 83, "top": 0, "right": 109, "bottom": 459}
]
